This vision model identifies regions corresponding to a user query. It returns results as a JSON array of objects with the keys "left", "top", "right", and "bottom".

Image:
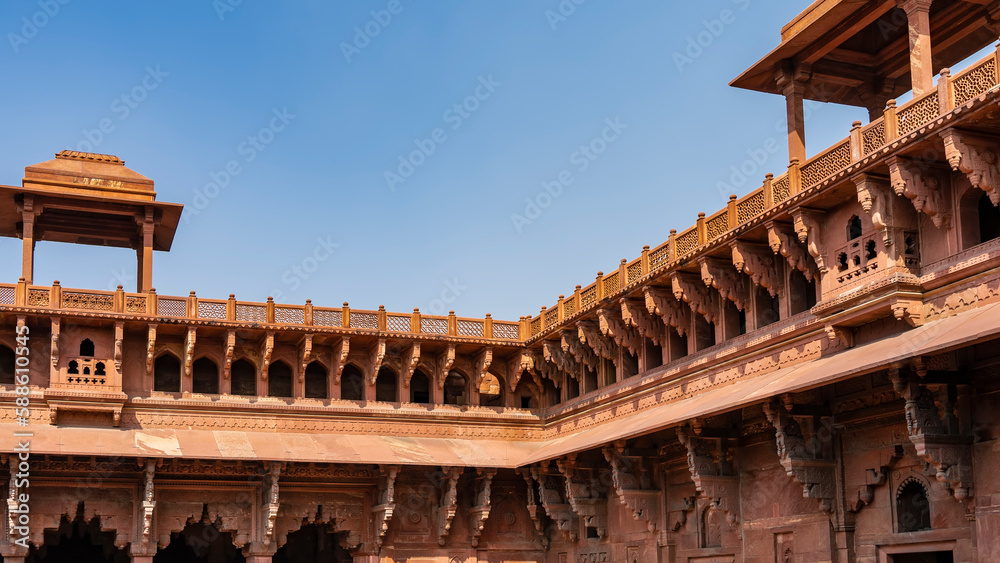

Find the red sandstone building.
[{"left": 3, "top": 2, "right": 1000, "bottom": 562}]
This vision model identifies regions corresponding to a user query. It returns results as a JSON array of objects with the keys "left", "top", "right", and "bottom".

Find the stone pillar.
[
  {"left": 130, "top": 556, "right": 154, "bottom": 563},
  {"left": 244, "top": 556, "right": 273, "bottom": 563},
  {"left": 775, "top": 62, "right": 811, "bottom": 165},
  {"left": 137, "top": 208, "right": 155, "bottom": 292},
  {"left": 898, "top": 0, "right": 935, "bottom": 97},
  {"left": 20, "top": 195, "right": 35, "bottom": 284}
]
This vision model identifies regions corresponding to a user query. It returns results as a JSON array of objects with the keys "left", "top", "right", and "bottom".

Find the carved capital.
[
  {"left": 792, "top": 208, "right": 828, "bottom": 274},
  {"left": 732, "top": 240, "right": 784, "bottom": 297},
  {"left": 672, "top": 272, "right": 717, "bottom": 323},
  {"left": 941, "top": 128, "right": 1000, "bottom": 205},
  {"left": 699, "top": 257, "right": 749, "bottom": 310},
  {"left": 767, "top": 221, "right": 817, "bottom": 282},
  {"left": 886, "top": 157, "right": 950, "bottom": 229},
  {"left": 644, "top": 286, "right": 690, "bottom": 337},
  {"left": 401, "top": 342, "right": 420, "bottom": 388}
]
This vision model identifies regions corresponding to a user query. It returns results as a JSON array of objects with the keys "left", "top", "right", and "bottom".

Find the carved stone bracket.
[
  {"left": 507, "top": 350, "right": 535, "bottom": 392},
  {"left": 543, "top": 340, "right": 580, "bottom": 381},
  {"left": 676, "top": 424, "right": 740, "bottom": 532},
  {"left": 767, "top": 221, "right": 818, "bottom": 281},
  {"left": 401, "top": 342, "right": 421, "bottom": 388},
  {"left": 469, "top": 468, "right": 496, "bottom": 548},
  {"left": 261, "top": 332, "right": 275, "bottom": 380},
  {"left": 886, "top": 156, "right": 951, "bottom": 229},
  {"left": 435, "top": 466, "right": 463, "bottom": 546},
  {"left": 366, "top": 338, "right": 386, "bottom": 385},
  {"left": 850, "top": 445, "right": 903, "bottom": 513},
  {"left": 372, "top": 465, "right": 399, "bottom": 549},
  {"left": 135, "top": 458, "right": 160, "bottom": 553},
  {"left": 792, "top": 208, "right": 828, "bottom": 274},
  {"left": 474, "top": 347, "right": 493, "bottom": 387},
  {"left": 530, "top": 463, "right": 578, "bottom": 541},
  {"left": 732, "top": 241, "right": 784, "bottom": 297},
  {"left": 644, "top": 286, "right": 690, "bottom": 337},
  {"left": 261, "top": 462, "right": 282, "bottom": 550},
  {"left": 621, "top": 297, "right": 663, "bottom": 346},
  {"left": 890, "top": 296, "right": 925, "bottom": 327},
  {"left": 332, "top": 337, "right": 350, "bottom": 384},
  {"left": 561, "top": 329, "right": 598, "bottom": 371},
  {"left": 672, "top": 273, "right": 717, "bottom": 324},
  {"left": 146, "top": 324, "right": 157, "bottom": 378},
  {"left": 854, "top": 172, "right": 902, "bottom": 247},
  {"left": 50, "top": 317, "right": 60, "bottom": 372},
  {"left": 602, "top": 443, "right": 663, "bottom": 534},
  {"left": 577, "top": 320, "right": 618, "bottom": 365},
  {"left": 517, "top": 468, "right": 550, "bottom": 549},
  {"left": 941, "top": 128, "right": 1000, "bottom": 205},
  {"left": 223, "top": 330, "right": 235, "bottom": 379},
  {"left": 556, "top": 455, "right": 609, "bottom": 540},
  {"left": 183, "top": 327, "right": 196, "bottom": 378},
  {"left": 112, "top": 322, "right": 123, "bottom": 374},
  {"left": 436, "top": 343, "right": 456, "bottom": 388},
  {"left": 699, "top": 257, "right": 749, "bottom": 310},
  {"left": 891, "top": 370, "right": 974, "bottom": 504},
  {"left": 297, "top": 334, "right": 313, "bottom": 381},
  {"left": 597, "top": 308, "right": 643, "bottom": 357},
  {"left": 763, "top": 399, "right": 836, "bottom": 513}
]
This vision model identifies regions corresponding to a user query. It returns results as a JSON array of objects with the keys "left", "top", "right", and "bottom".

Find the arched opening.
[
  {"left": 304, "top": 361, "right": 328, "bottom": 399},
  {"left": 979, "top": 191, "right": 1000, "bottom": 244},
  {"left": 479, "top": 372, "right": 504, "bottom": 407},
  {"left": 584, "top": 367, "right": 598, "bottom": 394},
  {"left": 788, "top": 269, "right": 817, "bottom": 315},
  {"left": 27, "top": 511, "right": 128, "bottom": 563},
  {"left": 897, "top": 480, "right": 931, "bottom": 533},
  {"left": 154, "top": 519, "right": 245, "bottom": 563},
  {"left": 645, "top": 339, "right": 663, "bottom": 370},
  {"left": 410, "top": 369, "right": 431, "bottom": 404},
  {"left": 230, "top": 359, "right": 256, "bottom": 396},
  {"left": 0, "top": 344, "right": 15, "bottom": 384},
  {"left": 542, "top": 378, "right": 559, "bottom": 407},
  {"left": 514, "top": 376, "right": 538, "bottom": 409},
  {"left": 374, "top": 366, "right": 398, "bottom": 402},
  {"left": 694, "top": 316, "right": 715, "bottom": 351},
  {"left": 444, "top": 371, "right": 468, "bottom": 405},
  {"left": 754, "top": 286, "right": 780, "bottom": 328},
  {"left": 192, "top": 358, "right": 219, "bottom": 394},
  {"left": 268, "top": 361, "right": 293, "bottom": 398},
  {"left": 565, "top": 375, "right": 580, "bottom": 401},
  {"left": 621, "top": 349, "right": 639, "bottom": 378},
  {"left": 847, "top": 215, "right": 863, "bottom": 240},
  {"left": 154, "top": 354, "right": 181, "bottom": 392},
  {"left": 68, "top": 359, "right": 79, "bottom": 375},
  {"left": 94, "top": 362, "right": 106, "bottom": 377},
  {"left": 273, "top": 523, "right": 352, "bottom": 563},
  {"left": 79, "top": 338, "right": 95, "bottom": 357},
  {"left": 340, "top": 364, "right": 364, "bottom": 401}
]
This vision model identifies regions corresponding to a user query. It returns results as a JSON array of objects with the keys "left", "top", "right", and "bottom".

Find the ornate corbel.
[
  {"left": 556, "top": 455, "right": 609, "bottom": 540},
  {"left": 146, "top": 324, "right": 157, "bottom": 378},
  {"left": 621, "top": 297, "right": 663, "bottom": 345},
  {"left": 137, "top": 459, "right": 158, "bottom": 549},
  {"left": 469, "top": 468, "right": 496, "bottom": 548},
  {"left": 50, "top": 317, "right": 60, "bottom": 371},
  {"left": 762, "top": 399, "right": 836, "bottom": 513},
  {"left": 530, "top": 464, "right": 578, "bottom": 540},
  {"left": 474, "top": 347, "right": 493, "bottom": 387},
  {"left": 886, "top": 156, "right": 950, "bottom": 229},
  {"left": 767, "top": 221, "right": 817, "bottom": 281},
  {"left": 332, "top": 337, "right": 349, "bottom": 384},
  {"left": 401, "top": 342, "right": 420, "bottom": 388},
  {"left": 517, "top": 468, "right": 550, "bottom": 549},
  {"left": 435, "top": 467, "right": 463, "bottom": 546},
  {"left": 561, "top": 329, "right": 598, "bottom": 371},
  {"left": 644, "top": 286, "right": 690, "bottom": 337},
  {"left": 261, "top": 462, "right": 282, "bottom": 548},
  {"left": 577, "top": 320, "right": 618, "bottom": 364},
  {"left": 676, "top": 424, "right": 740, "bottom": 531},
  {"left": 940, "top": 128, "right": 1000, "bottom": 205},
  {"left": 260, "top": 332, "right": 274, "bottom": 380},
  {"left": 364, "top": 338, "right": 387, "bottom": 385},
  {"left": 792, "top": 208, "right": 828, "bottom": 274},
  {"left": 436, "top": 343, "right": 456, "bottom": 388},
  {"left": 372, "top": 465, "right": 400, "bottom": 549},
  {"left": 223, "top": 330, "right": 235, "bottom": 379},
  {"left": 854, "top": 173, "right": 897, "bottom": 247},
  {"left": 297, "top": 334, "right": 313, "bottom": 382},
  {"left": 699, "top": 257, "right": 749, "bottom": 310},
  {"left": 850, "top": 445, "right": 903, "bottom": 513},
  {"left": 597, "top": 308, "right": 643, "bottom": 357},
  {"left": 542, "top": 340, "right": 578, "bottom": 380},
  {"left": 507, "top": 350, "right": 535, "bottom": 393},
  {"left": 183, "top": 327, "right": 196, "bottom": 378},
  {"left": 890, "top": 296, "right": 924, "bottom": 327},
  {"left": 602, "top": 443, "right": 662, "bottom": 533},
  {"left": 824, "top": 324, "right": 854, "bottom": 349},
  {"left": 732, "top": 241, "right": 784, "bottom": 297},
  {"left": 672, "top": 272, "right": 716, "bottom": 323}
]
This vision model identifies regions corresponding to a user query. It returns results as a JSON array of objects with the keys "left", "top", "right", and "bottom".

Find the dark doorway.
[
  {"left": 27, "top": 514, "right": 128, "bottom": 563},
  {"left": 304, "top": 361, "right": 328, "bottom": 399},
  {"left": 154, "top": 354, "right": 181, "bottom": 392},
  {"left": 374, "top": 366, "right": 398, "bottom": 402},
  {"left": 979, "top": 192, "right": 1000, "bottom": 244},
  {"left": 268, "top": 361, "right": 293, "bottom": 398},
  {"left": 154, "top": 521, "right": 245, "bottom": 563},
  {"left": 193, "top": 358, "right": 219, "bottom": 394},
  {"left": 230, "top": 359, "right": 256, "bottom": 396},
  {"left": 410, "top": 369, "right": 431, "bottom": 404},
  {"left": 340, "top": 364, "right": 364, "bottom": 401},
  {"left": 273, "top": 524, "right": 353, "bottom": 563},
  {"left": 891, "top": 552, "right": 954, "bottom": 563}
]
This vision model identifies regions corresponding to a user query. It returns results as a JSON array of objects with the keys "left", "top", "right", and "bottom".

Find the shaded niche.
[
  {"left": 79, "top": 338, "right": 95, "bottom": 357},
  {"left": 268, "top": 361, "right": 293, "bottom": 398},
  {"left": 154, "top": 519, "right": 245, "bottom": 563},
  {"left": 192, "top": 358, "right": 219, "bottom": 394},
  {"left": 273, "top": 524, "right": 352, "bottom": 563},
  {"left": 154, "top": 354, "right": 181, "bottom": 392},
  {"left": 27, "top": 511, "right": 128, "bottom": 563},
  {"left": 340, "top": 364, "right": 364, "bottom": 401},
  {"left": 374, "top": 366, "right": 398, "bottom": 402},
  {"left": 444, "top": 371, "right": 467, "bottom": 405},
  {"left": 847, "top": 215, "right": 863, "bottom": 240},
  {"left": 896, "top": 479, "right": 931, "bottom": 533},
  {"left": 230, "top": 359, "right": 256, "bottom": 396},
  {"left": 979, "top": 191, "right": 1000, "bottom": 244},
  {"left": 304, "top": 361, "right": 328, "bottom": 399},
  {"left": 0, "top": 344, "right": 16, "bottom": 384},
  {"left": 410, "top": 369, "right": 431, "bottom": 404}
]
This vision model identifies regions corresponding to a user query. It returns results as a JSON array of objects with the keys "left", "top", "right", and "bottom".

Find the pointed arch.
[
  {"left": 444, "top": 370, "right": 468, "bottom": 406},
  {"left": 304, "top": 361, "right": 328, "bottom": 399},
  {"left": 192, "top": 357, "right": 219, "bottom": 394},
  {"left": 340, "top": 363, "right": 364, "bottom": 401},
  {"left": 410, "top": 368, "right": 431, "bottom": 404},
  {"left": 268, "top": 360, "right": 293, "bottom": 398},
  {"left": 154, "top": 353, "right": 181, "bottom": 392},
  {"left": 0, "top": 344, "right": 15, "bottom": 385},
  {"left": 230, "top": 358, "right": 257, "bottom": 396},
  {"left": 375, "top": 365, "right": 398, "bottom": 402}
]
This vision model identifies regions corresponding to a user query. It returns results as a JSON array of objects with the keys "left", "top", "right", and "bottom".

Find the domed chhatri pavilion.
[{"left": 4, "top": 2, "right": 1000, "bottom": 562}]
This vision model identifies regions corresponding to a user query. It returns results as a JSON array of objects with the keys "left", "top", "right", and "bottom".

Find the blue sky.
[{"left": 0, "top": 1, "right": 877, "bottom": 320}]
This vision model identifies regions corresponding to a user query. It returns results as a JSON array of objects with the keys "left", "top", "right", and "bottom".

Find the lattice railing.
[
  {"left": 897, "top": 92, "right": 939, "bottom": 135},
  {"left": 421, "top": 317, "right": 448, "bottom": 335},
  {"left": 706, "top": 212, "right": 729, "bottom": 242},
  {"left": 675, "top": 228, "right": 698, "bottom": 256},
  {"left": 861, "top": 118, "right": 885, "bottom": 156},
  {"left": 125, "top": 295, "right": 147, "bottom": 314},
  {"left": 387, "top": 314, "right": 410, "bottom": 332},
  {"left": 27, "top": 289, "right": 49, "bottom": 307},
  {"left": 580, "top": 285, "right": 597, "bottom": 308},
  {"left": 603, "top": 272, "right": 620, "bottom": 295},
  {"left": 0, "top": 285, "right": 14, "bottom": 305},
  {"left": 771, "top": 174, "right": 791, "bottom": 204},
  {"left": 737, "top": 190, "right": 765, "bottom": 223},
  {"left": 197, "top": 300, "right": 227, "bottom": 320},
  {"left": 274, "top": 306, "right": 304, "bottom": 325},
  {"left": 312, "top": 308, "right": 342, "bottom": 327},
  {"left": 456, "top": 319, "right": 484, "bottom": 337},
  {"left": 563, "top": 297, "right": 576, "bottom": 317},
  {"left": 953, "top": 57, "right": 997, "bottom": 106},
  {"left": 352, "top": 312, "right": 378, "bottom": 330},
  {"left": 530, "top": 316, "right": 542, "bottom": 337},
  {"left": 544, "top": 307, "right": 558, "bottom": 329},
  {"left": 800, "top": 139, "right": 851, "bottom": 187},
  {"left": 236, "top": 304, "right": 266, "bottom": 323},
  {"left": 62, "top": 291, "right": 114, "bottom": 311},
  {"left": 649, "top": 243, "right": 670, "bottom": 269},
  {"left": 493, "top": 322, "right": 519, "bottom": 340},
  {"left": 157, "top": 298, "right": 186, "bottom": 317}
]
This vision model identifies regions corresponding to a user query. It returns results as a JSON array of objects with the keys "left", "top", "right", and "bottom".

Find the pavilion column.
[
  {"left": 19, "top": 195, "right": 36, "bottom": 285},
  {"left": 775, "top": 62, "right": 811, "bottom": 165},
  {"left": 136, "top": 207, "right": 155, "bottom": 292},
  {"left": 898, "top": 0, "right": 935, "bottom": 97}
]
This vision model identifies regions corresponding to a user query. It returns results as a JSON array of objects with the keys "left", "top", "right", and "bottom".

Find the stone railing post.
[
  {"left": 937, "top": 68, "right": 954, "bottom": 113},
  {"left": 50, "top": 280, "right": 61, "bottom": 309},
  {"left": 850, "top": 121, "right": 863, "bottom": 162},
  {"left": 595, "top": 272, "right": 605, "bottom": 300},
  {"left": 411, "top": 308, "right": 421, "bottom": 332},
  {"left": 377, "top": 305, "right": 387, "bottom": 331},
  {"left": 763, "top": 173, "right": 774, "bottom": 209},
  {"left": 557, "top": 295, "right": 565, "bottom": 322},
  {"left": 227, "top": 294, "right": 236, "bottom": 321},
  {"left": 342, "top": 302, "right": 350, "bottom": 328},
  {"left": 304, "top": 299, "right": 313, "bottom": 325},
  {"left": 187, "top": 291, "right": 197, "bottom": 319},
  {"left": 447, "top": 310, "right": 457, "bottom": 336},
  {"left": 696, "top": 212, "right": 707, "bottom": 245},
  {"left": 788, "top": 159, "right": 802, "bottom": 195},
  {"left": 147, "top": 288, "right": 157, "bottom": 315},
  {"left": 114, "top": 285, "right": 124, "bottom": 313},
  {"left": 266, "top": 297, "right": 275, "bottom": 324},
  {"left": 668, "top": 229, "right": 677, "bottom": 262},
  {"left": 15, "top": 277, "right": 26, "bottom": 306},
  {"left": 484, "top": 313, "right": 494, "bottom": 338},
  {"left": 884, "top": 99, "right": 898, "bottom": 142}
]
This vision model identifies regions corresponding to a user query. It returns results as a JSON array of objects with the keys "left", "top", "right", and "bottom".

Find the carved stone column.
[
  {"left": 136, "top": 207, "right": 155, "bottom": 292},
  {"left": 775, "top": 62, "right": 811, "bottom": 164},
  {"left": 18, "top": 195, "right": 36, "bottom": 284},
  {"left": 897, "top": 0, "right": 936, "bottom": 97}
]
